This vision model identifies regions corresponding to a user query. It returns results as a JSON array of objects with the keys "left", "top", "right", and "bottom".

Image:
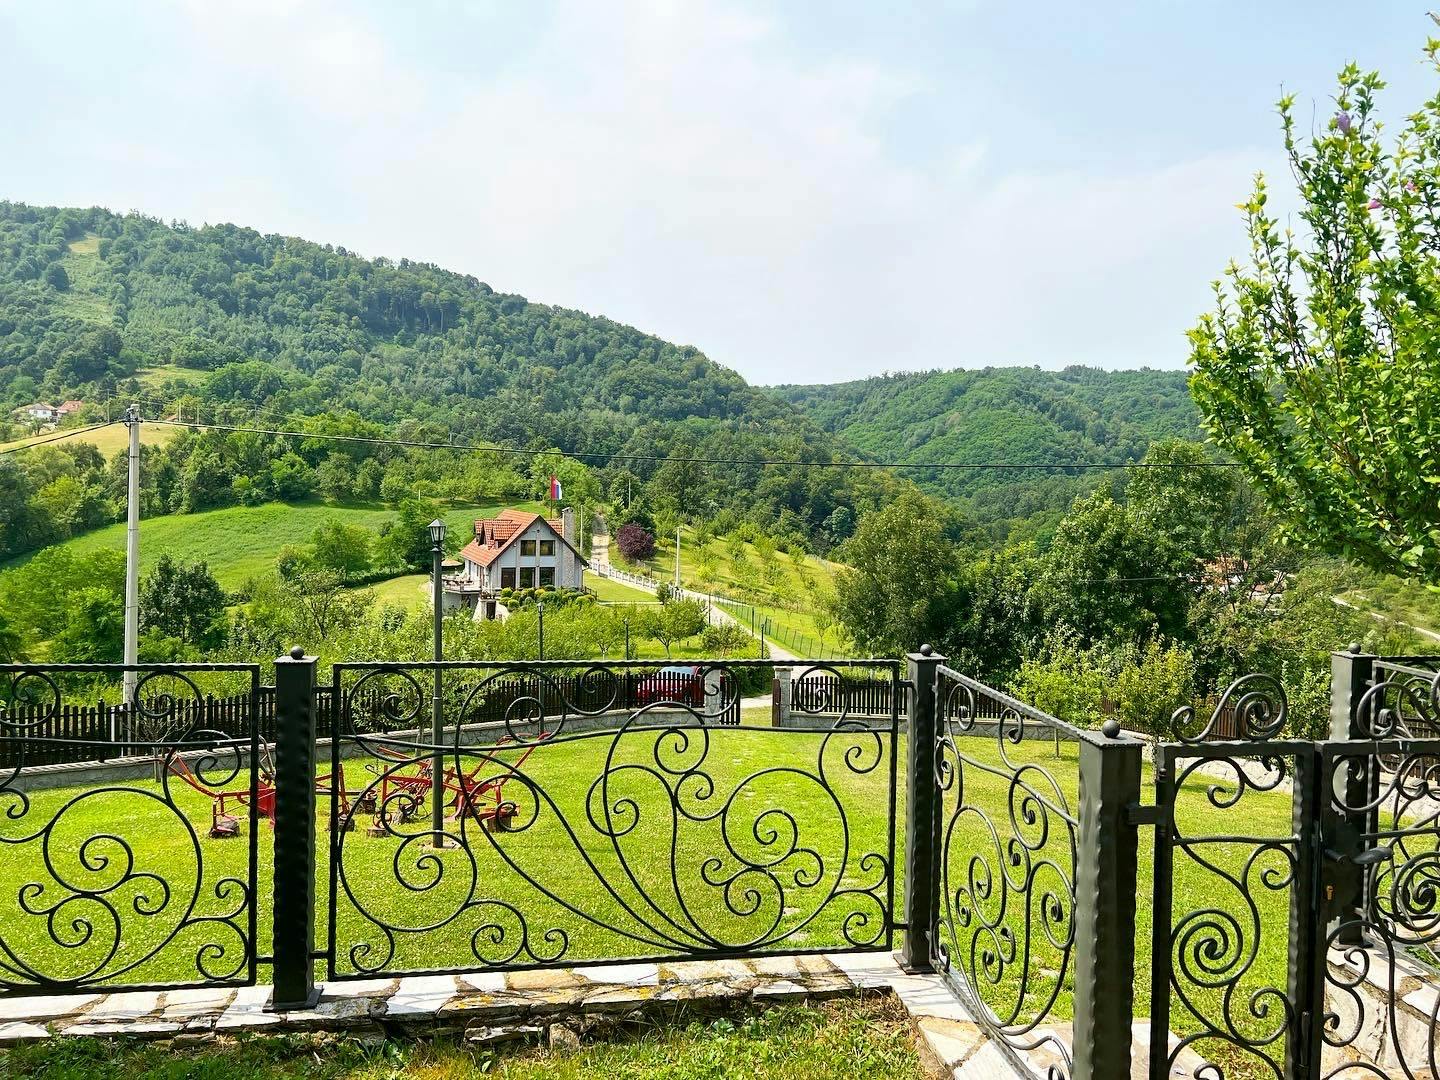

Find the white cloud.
[{"left": 2, "top": 0, "right": 1280, "bottom": 383}]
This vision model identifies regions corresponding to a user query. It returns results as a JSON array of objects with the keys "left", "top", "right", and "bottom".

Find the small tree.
[
  {"left": 615, "top": 524, "right": 655, "bottom": 562},
  {"left": 1191, "top": 54, "right": 1440, "bottom": 584},
  {"left": 140, "top": 554, "right": 227, "bottom": 650},
  {"left": 310, "top": 518, "right": 375, "bottom": 577}
]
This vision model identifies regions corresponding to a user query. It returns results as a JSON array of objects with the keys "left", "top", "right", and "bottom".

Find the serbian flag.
[{"left": 549, "top": 475, "right": 563, "bottom": 501}]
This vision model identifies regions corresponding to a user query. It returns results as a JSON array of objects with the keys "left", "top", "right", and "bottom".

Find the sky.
[{"left": 1, "top": 2, "right": 1436, "bottom": 385}]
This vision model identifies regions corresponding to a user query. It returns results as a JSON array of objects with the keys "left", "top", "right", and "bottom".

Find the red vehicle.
[{"left": 635, "top": 665, "right": 706, "bottom": 707}]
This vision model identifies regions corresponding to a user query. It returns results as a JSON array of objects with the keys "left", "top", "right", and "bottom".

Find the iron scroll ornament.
[
  {"left": 328, "top": 661, "right": 896, "bottom": 976},
  {"left": 933, "top": 669, "right": 1078, "bottom": 1080},
  {"left": 0, "top": 666, "right": 257, "bottom": 994},
  {"left": 1320, "top": 664, "right": 1440, "bottom": 1078}
]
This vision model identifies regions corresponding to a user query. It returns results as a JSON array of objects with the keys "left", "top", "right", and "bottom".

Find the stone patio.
[{"left": 0, "top": 952, "right": 1203, "bottom": 1078}]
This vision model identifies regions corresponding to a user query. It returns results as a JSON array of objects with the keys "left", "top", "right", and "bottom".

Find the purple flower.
[
  {"left": 1336, "top": 111, "right": 1353, "bottom": 134},
  {"left": 1367, "top": 197, "right": 1382, "bottom": 210}
]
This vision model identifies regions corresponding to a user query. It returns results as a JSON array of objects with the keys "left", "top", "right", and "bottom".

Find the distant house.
[
  {"left": 16, "top": 403, "right": 57, "bottom": 423},
  {"left": 441, "top": 508, "right": 587, "bottom": 617},
  {"left": 54, "top": 400, "right": 84, "bottom": 417}
]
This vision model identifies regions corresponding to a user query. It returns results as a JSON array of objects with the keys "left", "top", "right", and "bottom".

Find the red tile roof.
[{"left": 460, "top": 510, "right": 587, "bottom": 569}]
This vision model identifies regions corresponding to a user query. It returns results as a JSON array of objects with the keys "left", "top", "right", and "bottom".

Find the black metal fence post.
[
  {"left": 898, "top": 644, "right": 942, "bottom": 973},
  {"left": 1071, "top": 728, "right": 1142, "bottom": 1080},
  {"left": 1329, "top": 645, "right": 1376, "bottom": 946},
  {"left": 270, "top": 646, "right": 319, "bottom": 1010}
]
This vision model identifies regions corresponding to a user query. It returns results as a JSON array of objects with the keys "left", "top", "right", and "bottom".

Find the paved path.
[
  {"left": 590, "top": 530, "right": 800, "bottom": 662},
  {"left": 1332, "top": 594, "right": 1440, "bottom": 644}
]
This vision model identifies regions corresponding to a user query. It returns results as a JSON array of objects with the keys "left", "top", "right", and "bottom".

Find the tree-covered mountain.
[
  {"left": 0, "top": 201, "right": 912, "bottom": 559},
  {"left": 0, "top": 201, "right": 798, "bottom": 439},
  {"left": 772, "top": 367, "right": 1201, "bottom": 536},
  {"left": 0, "top": 201, "right": 1199, "bottom": 559}
]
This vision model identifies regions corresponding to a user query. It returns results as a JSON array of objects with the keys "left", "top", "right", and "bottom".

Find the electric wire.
[{"left": 145, "top": 417, "right": 1243, "bottom": 472}]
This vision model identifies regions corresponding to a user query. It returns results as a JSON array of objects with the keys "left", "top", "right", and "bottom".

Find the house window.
[
  {"left": 519, "top": 567, "right": 536, "bottom": 588},
  {"left": 520, "top": 539, "right": 537, "bottom": 556},
  {"left": 500, "top": 568, "right": 516, "bottom": 589},
  {"left": 539, "top": 567, "right": 555, "bottom": 587},
  {"left": 539, "top": 539, "right": 555, "bottom": 556}
]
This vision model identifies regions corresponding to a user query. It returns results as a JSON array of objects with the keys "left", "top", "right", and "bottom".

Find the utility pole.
[
  {"left": 674, "top": 526, "right": 681, "bottom": 591},
  {"left": 122, "top": 403, "right": 141, "bottom": 716},
  {"left": 428, "top": 520, "right": 447, "bottom": 850}
]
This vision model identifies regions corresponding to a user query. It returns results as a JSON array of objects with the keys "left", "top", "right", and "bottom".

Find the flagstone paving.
[{"left": 0, "top": 952, "right": 1202, "bottom": 1078}]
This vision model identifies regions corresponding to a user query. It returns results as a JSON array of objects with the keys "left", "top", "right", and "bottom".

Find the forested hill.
[
  {"left": 0, "top": 200, "right": 1198, "bottom": 552},
  {"left": 0, "top": 201, "right": 919, "bottom": 561},
  {"left": 772, "top": 367, "right": 1201, "bottom": 533},
  {"left": 0, "top": 201, "right": 800, "bottom": 446}
]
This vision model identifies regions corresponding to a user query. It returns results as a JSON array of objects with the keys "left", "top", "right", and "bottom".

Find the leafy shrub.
[{"left": 616, "top": 524, "right": 655, "bottom": 561}]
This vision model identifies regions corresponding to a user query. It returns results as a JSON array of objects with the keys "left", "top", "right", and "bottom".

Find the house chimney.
[{"left": 562, "top": 507, "right": 575, "bottom": 545}]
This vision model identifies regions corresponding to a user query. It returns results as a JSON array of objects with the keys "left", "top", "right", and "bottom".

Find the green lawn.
[
  {"left": 0, "top": 997, "right": 924, "bottom": 1079},
  {"left": 3, "top": 500, "right": 543, "bottom": 590},
  {"left": 0, "top": 729, "right": 1296, "bottom": 1076},
  {"left": 586, "top": 576, "right": 658, "bottom": 604},
  {"left": 1343, "top": 576, "right": 1440, "bottom": 638},
  {"left": 359, "top": 573, "right": 428, "bottom": 610},
  {"left": 0, "top": 421, "right": 176, "bottom": 457},
  {"left": 612, "top": 528, "right": 848, "bottom": 657}
]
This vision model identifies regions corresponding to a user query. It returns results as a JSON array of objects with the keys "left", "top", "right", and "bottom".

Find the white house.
[
  {"left": 16, "top": 403, "right": 57, "bottom": 423},
  {"left": 442, "top": 507, "right": 587, "bottom": 617}
]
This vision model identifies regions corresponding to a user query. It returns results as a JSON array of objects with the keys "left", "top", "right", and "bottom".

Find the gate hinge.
[{"left": 1125, "top": 802, "right": 1165, "bottom": 827}]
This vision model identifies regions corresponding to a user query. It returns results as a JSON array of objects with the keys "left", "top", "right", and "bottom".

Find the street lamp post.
[
  {"left": 429, "top": 519, "right": 446, "bottom": 848},
  {"left": 537, "top": 598, "right": 545, "bottom": 660}
]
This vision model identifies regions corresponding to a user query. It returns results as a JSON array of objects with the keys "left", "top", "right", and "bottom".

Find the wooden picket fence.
[{"left": 1, "top": 671, "right": 747, "bottom": 768}]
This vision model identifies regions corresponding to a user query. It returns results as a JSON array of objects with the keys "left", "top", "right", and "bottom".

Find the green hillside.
[
  {"left": 773, "top": 366, "right": 1200, "bottom": 532},
  {"left": 0, "top": 201, "right": 908, "bottom": 563},
  {"left": 2, "top": 499, "right": 540, "bottom": 590}
]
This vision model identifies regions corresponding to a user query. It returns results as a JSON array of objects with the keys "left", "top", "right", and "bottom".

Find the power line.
[
  {"left": 0, "top": 420, "right": 121, "bottom": 455},
  {"left": 147, "top": 418, "right": 1243, "bottom": 472}
]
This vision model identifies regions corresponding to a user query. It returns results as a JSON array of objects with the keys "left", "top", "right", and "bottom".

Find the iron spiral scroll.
[
  {"left": 933, "top": 665, "right": 1079, "bottom": 1080},
  {"left": 328, "top": 660, "right": 898, "bottom": 977},
  {"left": 1319, "top": 663, "right": 1440, "bottom": 1079},
  {"left": 1151, "top": 676, "right": 1299, "bottom": 1078},
  {"left": 0, "top": 665, "right": 259, "bottom": 995}
]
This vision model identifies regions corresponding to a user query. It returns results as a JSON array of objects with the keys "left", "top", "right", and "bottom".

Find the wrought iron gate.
[
  {"left": 916, "top": 648, "right": 1440, "bottom": 1080},
  {"left": 1149, "top": 657, "right": 1440, "bottom": 1079},
  {"left": 315, "top": 658, "right": 901, "bottom": 982}
]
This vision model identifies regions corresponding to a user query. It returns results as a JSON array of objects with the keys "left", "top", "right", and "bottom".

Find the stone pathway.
[{"left": 0, "top": 950, "right": 1209, "bottom": 1077}]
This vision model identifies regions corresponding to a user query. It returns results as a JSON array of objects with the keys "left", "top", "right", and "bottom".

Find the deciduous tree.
[{"left": 1191, "top": 57, "right": 1440, "bottom": 584}]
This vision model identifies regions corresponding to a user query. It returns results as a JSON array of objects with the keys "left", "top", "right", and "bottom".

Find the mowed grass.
[
  {"left": 0, "top": 728, "right": 1296, "bottom": 1074},
  {"left": 3, "top": 500, "right": 543, "bottom": 590},
  {"left": 0, "top": 996, "right": 925, "bottom": 1079},
  {"left": 0, "top": 422, "right": 176, "bottom": 457},
  {"left": 613, "top": 528, "right": 847, "bottom": 656},
  {"left": 586, "top": 576, "right": 658, "bottom": 603},
  {"left": 359, "top": 573, "right": 428, "bottom": 610}
]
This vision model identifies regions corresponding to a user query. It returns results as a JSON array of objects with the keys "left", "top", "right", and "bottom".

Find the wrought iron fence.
[
  {"left": 3, "top": 645, "right": 1440, "bottom": 1080},
  {"left": 0, "top": 663, "right": 262, "bottom": 995},
  {"left": 931, "top": 663, "right": 1110, "bottom": 1077},
  {"left": 320, "top": 659, "right": 901, "bottom": 981}
]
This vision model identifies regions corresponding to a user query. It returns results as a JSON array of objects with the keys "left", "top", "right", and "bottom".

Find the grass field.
[
  {"left": 0, "top": 996, "right": 924, "bottom": 1079},
  {"left": 2, "top": 500, "right": 544, "bottom": 590},
  {"left": 359, "top": 573, "right": 428, "bottom": 610},
  {"left": 586, "top": 575, "right": 658, "bottom": 603},
  {"left": 0, "top": 727, "right": 1296, "bottom": 1076},
  {"left": 612, "top": 528, "right": 847, "bottom": 655},
  {"left": 0, "top": 421, "right": 176, "bottom": 457},
  {"left": 1343, "top": 576, "right": 1440, "bottom": 638}
]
